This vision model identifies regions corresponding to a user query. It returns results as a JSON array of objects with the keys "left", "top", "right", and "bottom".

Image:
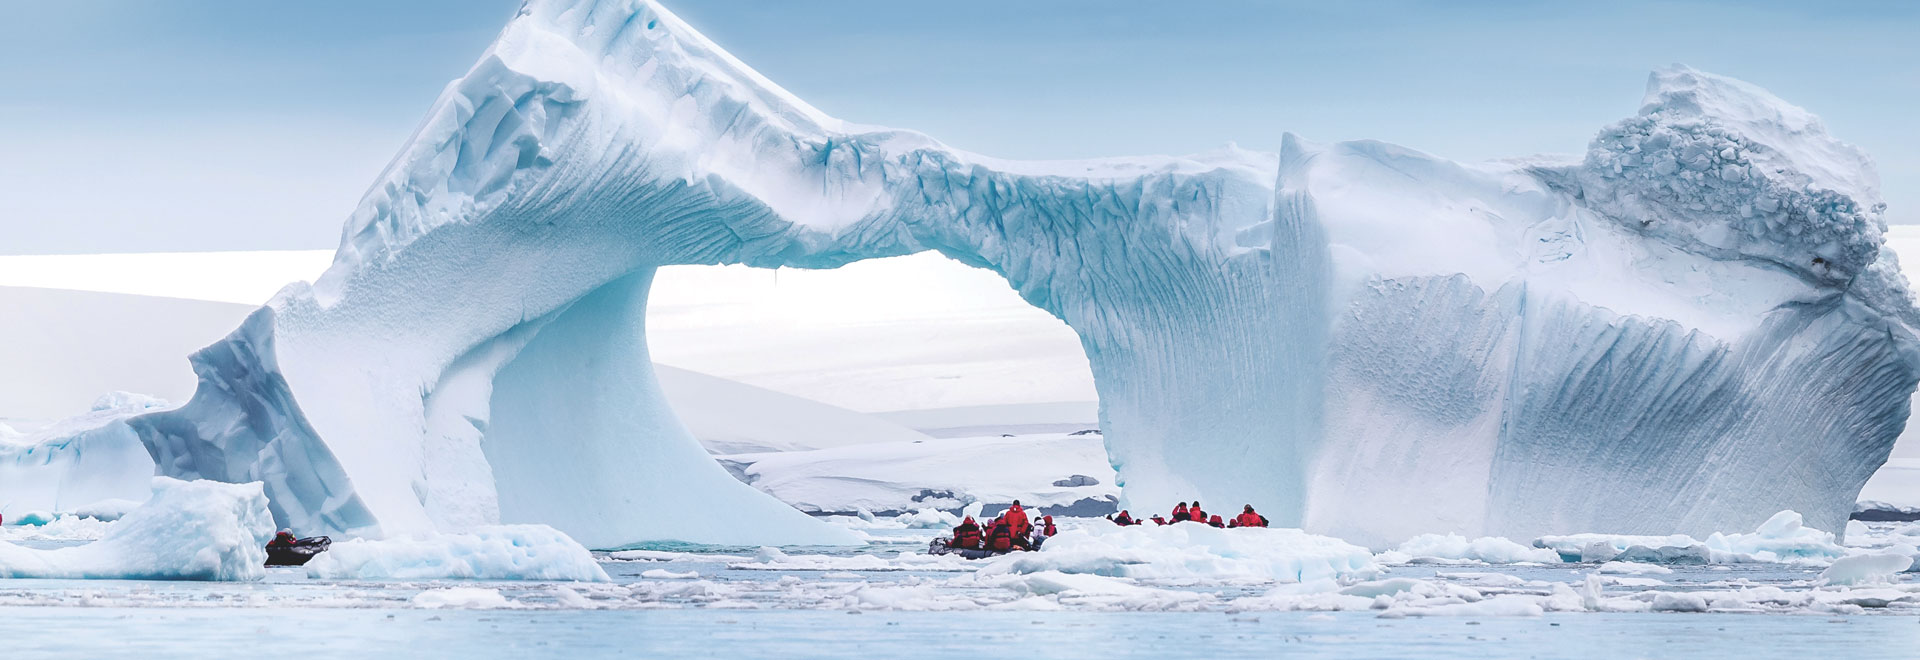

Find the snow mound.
[
  {"left": 112, "top": 0, "right": 1915, "bottom": 549},
  {"left": 1377, "top": 533, "right": 1561, "bottom": 564},
  {"left": 304, "top": 525, "right": 609, "bottom": 582},
  {"left": 0, "top": 478, "right": 272, "bottom": 581},
  {"left": 982, "top": 523, "right": 1376, "bottom": 583}
]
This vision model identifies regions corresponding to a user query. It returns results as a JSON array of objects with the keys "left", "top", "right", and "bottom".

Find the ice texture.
[
  {"left": 304, "top": 524, "right": 609, "bottom": 582},
  {"left": 0, "top": 478, "right": 272, "bottom": 581},
  {"left": 120, "top": 0, "right": 1917, "bottom": 547}
]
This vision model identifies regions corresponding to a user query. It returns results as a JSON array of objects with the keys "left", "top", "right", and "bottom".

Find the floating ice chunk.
[
  {"left": 996, "top": 570, "right": 1212, "bottom": 611},
  {"left": 1650, "top": 592, "right": 1710, "bottom": 612},
  {"left": 1819, "top": 553, "right": 1913, "bottom": 586},
  {"left": 1534, "top": 511, "right": 1848, "bottom": 565},
  {"left": 640, "top": 568, "right": 700, "bottom": 579},
  {"left": 411, "top": 587, "right": 514, "bottom": 609},
  {"left": 896, "top": 508, "right": 961, "bottom": 530},
  {"left": 981, "top": 523, "right": 1376, "bottom": 582},
  {"left": 1703, "top": 511, "right": 1847, "bottom": 563},
  {"left": 1595, "top": 561, "right": 1674, "bottom": 575},
  {"left": 1377, "top": 533, "right": 1560, "bottom": 564},
  {"left": 304, "top": 525, "right": 609, "bottom": 582},
  {"left": 0, "top": 478, "right": 271, "bottom": 581}
]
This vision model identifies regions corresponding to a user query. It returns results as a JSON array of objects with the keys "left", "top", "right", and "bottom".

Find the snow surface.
[
  {"left": 114, "top": 0, "right": 1916, "bottom": 547},
  {"left": 304, "top": 524, "right": 609, "bottom": 582},
  {"left": 0, "top": 478, "right": 272, "bottom": 581}
]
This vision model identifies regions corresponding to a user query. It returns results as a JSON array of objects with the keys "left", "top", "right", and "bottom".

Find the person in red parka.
[
  {"left": 1171, "top": 502, "right": 1190, "bottom": 523},
  {"left": 1113, "top": 510, "right": 1136, "bottom": 526},
  {"left": 986, "top": 517, "right": 1015, "bottom": 552},
  {"left": 1150, "top": 514, "right": 1168, "bottom": 525},
  {"left": 1208, "top": 514, "right": 1225, "bottom": 528},
  {"left": 1003, "top": 500, "right": 1032, "bottom": 540},
  {"left": 950, "top": 516, "right": 983, "bottom": 549},
  {"left": 1189, "top": 501, "right": 1207, "bottom": 523},
  {"left": 1231, "top": 504, "right": 1268, "bottom": 528}
]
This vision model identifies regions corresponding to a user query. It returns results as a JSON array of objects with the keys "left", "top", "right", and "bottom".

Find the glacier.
[{"left": 120, "top": 0, "right": 1917, "bottom": 548}]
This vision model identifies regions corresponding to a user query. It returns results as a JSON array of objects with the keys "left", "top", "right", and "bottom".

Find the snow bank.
[
  {"left": 1377, "top": 533, "right": 1560, "bottom": 564},
  {"left": 304, "top": 525, "right": 609, "bottom": 582},
  {"left": 0, "top": 478, "right": 272, "bottom": 581},
  {"left": 983, "top": 523, "right": 1376, "bottom": 582}
]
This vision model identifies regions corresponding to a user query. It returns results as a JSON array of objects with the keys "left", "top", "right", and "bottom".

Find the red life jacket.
[
  {"left": 952, "top": 520, "right": 983, "bottom": 548},
  {"left": 986, "top": 522, "right": 1014, "bottom": 552},
  {"left": 1189, "top": 506, "right": 1206, "bottom": 522},
  {"left": 1233, "top": 512, "right": 1266, "bottom": 528},
  {"left": 1043, "top": 520, "right": 1057, "bottom": 536}
]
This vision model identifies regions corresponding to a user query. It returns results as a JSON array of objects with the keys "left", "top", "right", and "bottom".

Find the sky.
[{"left": 2, "top": 0, "right": 1916, "bottom": 255}]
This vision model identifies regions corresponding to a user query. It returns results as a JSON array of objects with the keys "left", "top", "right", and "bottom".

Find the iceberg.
[
  {"left": 1, "top": 393, "right": 167, "bottom": 520},
  {"left": 0, "top": 477, "right": 272, "bottom": 581},
  {"left": 122, "top": 0, "right": 1916, "bottom": 548}
]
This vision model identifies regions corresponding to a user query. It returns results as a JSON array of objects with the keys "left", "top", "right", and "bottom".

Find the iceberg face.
[
  {"left": 0, "top": 477, "right": 273, "bottom": 581},
  {"left": 124, "top": 0, "right": 1916, "bottom": 547}
]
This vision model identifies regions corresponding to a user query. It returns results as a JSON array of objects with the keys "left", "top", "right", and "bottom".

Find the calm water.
[{"left": 1, "top": 607, "right": 1916, "bottom": 659}]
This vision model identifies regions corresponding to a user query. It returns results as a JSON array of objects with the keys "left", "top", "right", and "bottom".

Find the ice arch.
[{"left": 131, "top": 0, "right": 1919, "bottom": 547}]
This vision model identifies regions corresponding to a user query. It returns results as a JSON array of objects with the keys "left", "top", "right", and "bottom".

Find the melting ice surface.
[{"left": 95, "top": 0, "right": 1919, "bottom": 551}]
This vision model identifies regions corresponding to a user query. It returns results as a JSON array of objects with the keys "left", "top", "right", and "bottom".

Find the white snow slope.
[{"left": 123, "top": 0, "right": 1918, "bottom": 548}]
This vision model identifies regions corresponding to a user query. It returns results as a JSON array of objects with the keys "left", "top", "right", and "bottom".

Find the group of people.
[
  {"left": 1108, "top": 501, "right": 1269, "bottom": 529},
  {"left": 945, "top": 500, "right": 1057, "bottom": 553}
]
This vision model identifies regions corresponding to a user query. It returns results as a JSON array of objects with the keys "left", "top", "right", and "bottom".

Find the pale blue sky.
[{"left": 3, "top": 1, "right": 1915, "bottom": 254}]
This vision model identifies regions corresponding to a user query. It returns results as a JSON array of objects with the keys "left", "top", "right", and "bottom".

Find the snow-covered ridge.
[{"left": 124, "top": 0, "right": 1917, "bottom": 547}]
